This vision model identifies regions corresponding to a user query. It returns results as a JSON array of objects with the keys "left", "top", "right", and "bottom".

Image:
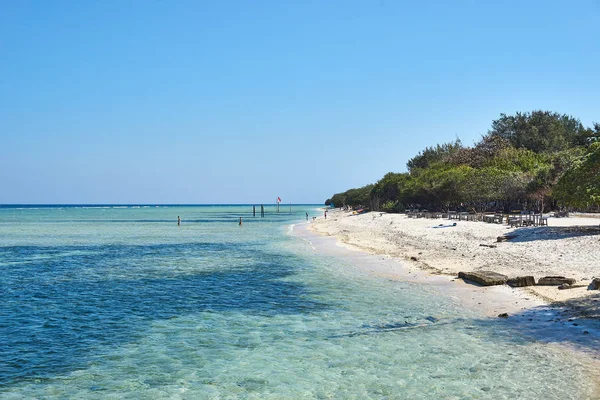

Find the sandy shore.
[
  {"left": 298, "top": 209, "right": 600, "bottom": 357},
  {"left": 310, "top": 209, "right": 600, "bottom": 304}
]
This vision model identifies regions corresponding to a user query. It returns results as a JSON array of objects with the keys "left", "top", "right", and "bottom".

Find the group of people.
[
  {"left": 304, "top": 210, "right": 327, "bottom": 221},
  {"left": 178, "top": 215, "right": 243, "bottom": 226},
  {"left": 177, "top": 210, "right": 329, "bottom": 227}
]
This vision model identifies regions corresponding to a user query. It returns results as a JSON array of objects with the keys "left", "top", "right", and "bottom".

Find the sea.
[{"left": 0, "top": 205, "right": 596, "bottom": 399}]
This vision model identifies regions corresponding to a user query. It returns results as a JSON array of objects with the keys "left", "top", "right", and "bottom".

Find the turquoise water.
[{"left": 0, "top": 205, "right": 596, "bottom": 399}]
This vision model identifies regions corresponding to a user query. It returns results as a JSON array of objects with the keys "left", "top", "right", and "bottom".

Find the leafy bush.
[
  {"left": 381, "top": 200, "right": 402, "bottom": 213},
  {"left": 554, "top": 142, "right": 600, "bottom": 207}
]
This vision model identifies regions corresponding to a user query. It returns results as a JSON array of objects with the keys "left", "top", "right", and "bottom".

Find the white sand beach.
[
  {"left": 299, "top": 210, "right": 600, "bottom": 372},
  {"left": 310, "top": 209, "right": 600, "bottom": 304}
]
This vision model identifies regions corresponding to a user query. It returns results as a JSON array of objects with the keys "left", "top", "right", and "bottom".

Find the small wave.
[
  {"left": 287, "top": 224, "right": 296, "bottom": 236},
  {"left": 6, "top": 207, "right": 74, "bottom": 211}
]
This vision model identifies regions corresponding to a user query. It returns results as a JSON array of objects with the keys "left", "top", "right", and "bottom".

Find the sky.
[{"left": 1, "top": 0, "right": 599, "bottom": 204}]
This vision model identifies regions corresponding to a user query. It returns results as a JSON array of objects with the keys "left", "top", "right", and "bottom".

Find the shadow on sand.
[{"left": 509, "top": 225, "right": 600, "bottom": 243}]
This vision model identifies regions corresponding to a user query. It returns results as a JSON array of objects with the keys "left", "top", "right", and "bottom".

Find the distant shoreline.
[{"left": 0, "top": 203, "right": 322, "bottom": 208}]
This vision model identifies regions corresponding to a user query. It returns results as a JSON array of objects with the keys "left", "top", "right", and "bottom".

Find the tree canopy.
[
  {"left": 488, "top": 111, "right": 590, "bottom": 152},
  {"left": 554, "top": 142, "right": 600, "bottom": 207},
  {"left": 325, "top": 111, "right": 599, "bottom": 212},
  {"left": 327, "top": 184, "right": 374, "bottom": 208}
]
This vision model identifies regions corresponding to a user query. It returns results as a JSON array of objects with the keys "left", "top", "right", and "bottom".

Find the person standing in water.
[
  {"left": 239, "top": 217, "right": 243, "bottom": 226},
  {"left": 305, "top": 212, "right": 308, "bottom": 220},
  {"left": 178, "top": 216, "right": 181, "bottom": 226}
]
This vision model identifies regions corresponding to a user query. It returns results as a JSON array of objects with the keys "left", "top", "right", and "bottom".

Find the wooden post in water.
[
  {"left": 253, "top": 205, "right": 256, "bottom": 217},
  {"left": 261, "top": 205, "right": 264, "bottom": 218}
]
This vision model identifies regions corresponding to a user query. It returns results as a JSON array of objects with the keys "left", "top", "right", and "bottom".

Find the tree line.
[{"left": 325, "top": 111, "right": 600, "bottom": 213}]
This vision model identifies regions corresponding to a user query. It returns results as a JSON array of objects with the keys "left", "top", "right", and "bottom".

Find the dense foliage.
[
  {"left": 325, "top": 111, "right": 599, "bottom": 212},
  {"left": 554, "top": 142, "right": 600, "bottom": 208},
  {"left": 326, "top": 184, "right": 373, "bottom": 208}
]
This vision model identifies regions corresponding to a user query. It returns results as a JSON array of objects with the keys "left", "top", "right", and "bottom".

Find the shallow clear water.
[{"left": 0, "top": 205, "right": 595, "bottom": 399}]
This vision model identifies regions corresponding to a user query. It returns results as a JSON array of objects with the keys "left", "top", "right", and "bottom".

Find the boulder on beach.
[
  {"left": 558, "top": 283, "right": 571, "bottom": 290},
  {"left": 537, "top": 276, "right": 576, "bottom": 286},
  {"left": 497, "top": 234, "right": 518, "bottom": 242},
  {"left": 458, "top": 271, "right": 508, "bottom": 286},
  {"left": 506, "top": 276, "right": 536, "bottom": 287},
  {"left": 589, "top": 278, "right": 600, "bottom": 290}
]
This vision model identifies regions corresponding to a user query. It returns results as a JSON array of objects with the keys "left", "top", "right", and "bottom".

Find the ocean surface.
[{"left": 0, "top": 205, "right": 595, "bottom": 399}]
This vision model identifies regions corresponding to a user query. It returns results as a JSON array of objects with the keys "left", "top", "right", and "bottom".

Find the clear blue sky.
[{"left": 1, "top": 0, "right": 599, "bottom": 204}]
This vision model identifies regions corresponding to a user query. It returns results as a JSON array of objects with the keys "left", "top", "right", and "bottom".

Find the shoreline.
[
  {"left": 291, "top": 212, "right": 600, "bottom": 362},
  {"left": 310, "top": 209, "right": 600, "bottom": 304}
]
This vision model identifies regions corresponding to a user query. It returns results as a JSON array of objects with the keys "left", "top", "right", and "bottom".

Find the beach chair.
[
  {"left": 522, "top": 215, "right": 534, "bottom": 226},
  {"left": 508, "top": 216, "right": 521, "bottom": 227}
]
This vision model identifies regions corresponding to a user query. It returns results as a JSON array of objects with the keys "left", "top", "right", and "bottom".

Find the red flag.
[{"left": 277, "top": 197, "right": 281, "bottom": 202}]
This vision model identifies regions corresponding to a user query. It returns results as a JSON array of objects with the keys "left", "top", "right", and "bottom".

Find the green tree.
[
  {"left": 325, "top": 111, "right": 598, "bottom": 213},
  {"left": 328, "top": 185, "right": 374, "bottom": 208},
  {"left": 554, "top": 143, "right": 600, "bottom": 207},
  {"left": 488, "top": 111, "right": 586, "bottom": 153},
  {"left": 406, "top": 140, "right": 463, "bottom": 172},
  {"left": 370, "top": 172, "right": 412, "bottom": 211},
  {"left": 448, "top": 135, "right": 512, "bottom": 168},
  {"left": 329, "top": 193, "right": 346, "bottom": 208}
]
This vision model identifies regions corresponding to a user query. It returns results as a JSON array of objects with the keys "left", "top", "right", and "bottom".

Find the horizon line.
[{"left": 0, "top": 203, "right": 324, "bottom": 206}]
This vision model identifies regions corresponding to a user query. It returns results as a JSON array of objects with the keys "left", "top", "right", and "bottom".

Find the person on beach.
[
  {"left": 239, "top": 217, "right": 243, "bottom": 226},
  {"left": 178, "top": 216, "right": 181, "bottom": 226},
  {"left": 306, "top": 212, "right": 309, "bottom": 220},
  {"left": 324, "top": 210, "right": 327, "bottom": 219}
]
